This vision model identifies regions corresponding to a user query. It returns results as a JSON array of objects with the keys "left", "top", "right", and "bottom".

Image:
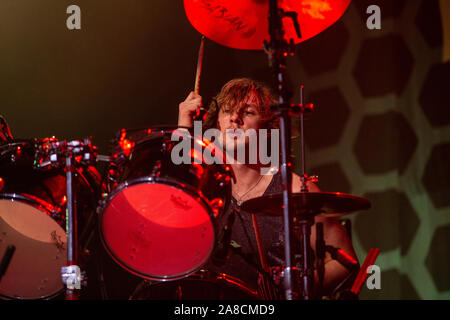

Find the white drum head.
[{"left": 0, "top": 199, "right": 67, "bottom": 299}]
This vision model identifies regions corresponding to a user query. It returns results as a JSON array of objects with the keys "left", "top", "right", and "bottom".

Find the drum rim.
[
  {"left": 98, "top": 175, "right": 219, "bottom": 282},
  {"left": 129, "top": 270, "right": 260, "bottom": 300},
  {"left": 0, "top": 289, "right": 64, "bottom": 301},
  {"left": 0, "top": 193, "right": 55, "bottom": 217},
  {"left": 112, "top": 127, "right": 191, "bottom": 150}
]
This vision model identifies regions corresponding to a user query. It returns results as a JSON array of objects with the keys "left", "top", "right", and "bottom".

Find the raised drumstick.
[
  {"left": 194, "top": 36, "right": 207, "bottom": 120},
  {"left": 194, "top": 36, "right": 205, "bottom": 95}
]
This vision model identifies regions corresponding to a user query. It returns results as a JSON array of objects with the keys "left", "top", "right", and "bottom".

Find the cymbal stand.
[{"left": 264, "top": 0, "right": 318, "bottom": 300}]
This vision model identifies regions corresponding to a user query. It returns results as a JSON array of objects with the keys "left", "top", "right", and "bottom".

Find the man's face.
[{"left": 216, "top": 95, "right": 263, "bottom": 150}]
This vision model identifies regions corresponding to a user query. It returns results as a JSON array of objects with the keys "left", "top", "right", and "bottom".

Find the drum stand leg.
[
  {"left": 61, "top": 155, "right": 83, "bottom": 300},
  {"left": 95, "top": 243, "right": 109, "bottom": 300},
  {"left": 295, "top": 218, "right": 315, "bottom": 300}
]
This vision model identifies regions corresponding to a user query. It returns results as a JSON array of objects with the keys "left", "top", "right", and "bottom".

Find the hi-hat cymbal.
[
  {"left": 183, "top": 0, "right": 351, "bottom": 50},
  {"left": 241, "top": 192, "right": 371, "bottom": 217}
]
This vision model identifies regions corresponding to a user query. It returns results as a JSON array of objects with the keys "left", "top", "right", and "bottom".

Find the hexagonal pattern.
[
  {"left": 294, "top": 1, "right": 448, "bottom": 300},
  {"left": 353, "top": 35, "right": 414, "bottom": 97},
  {"left": 304, "top": 86, "right": 350, "bottom": 151},
  {"left": 354, "top": 111, "right": 417, "bottom": 175},
  {"left": 354, "top": 0, "right": 406, "bottom": 21},
  {"left": 422, "top": 143, "right": 450, "bottom": 209},
  {"left": 309, "top": 162, "right": 351, "bottom": 193},
  {"left": 425, "top": 224, "right": 450, "bottom": 292},
  {"left": 359, "top": 269, "right": 420, "bottom": 300},
  {"left": 296, "top": 21, "right": 350, "bottom": 77},
  {"left": 354, "top": 189, "right": 420, "bottom": 254},
  {"left": 419, "top": 62, "right": 450, "bottom": 127},
  {"left": 415, "top": 0, "right": 443, "bottom": 47}
]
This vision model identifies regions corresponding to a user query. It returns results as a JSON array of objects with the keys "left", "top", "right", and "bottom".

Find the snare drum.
[
  {"left": 129, "top": 269, "right": 260, "bottom": 300},
  {"left": 99, "top": 128, "right": 232, "bottom": 281},
  {"left": 0, "top": 139, "right": 102, "bottom": 299}
]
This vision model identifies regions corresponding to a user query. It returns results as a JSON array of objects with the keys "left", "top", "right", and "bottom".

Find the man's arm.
[{"left": 291, "top": 173, "right": 359, "bottom": 295}]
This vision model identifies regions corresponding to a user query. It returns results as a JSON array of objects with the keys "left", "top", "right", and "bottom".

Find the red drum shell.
[{"left": 99, "top": 128, "right": 232, "bottom": 281}]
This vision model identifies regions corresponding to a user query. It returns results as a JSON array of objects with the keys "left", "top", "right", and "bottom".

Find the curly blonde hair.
[{"left": 203, "top": 78, "right": 278, "bottom": 130}]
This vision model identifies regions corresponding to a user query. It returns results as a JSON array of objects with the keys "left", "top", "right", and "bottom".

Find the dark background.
[{"left": 1, "top": 0, "right": 449, "bottom": 299}]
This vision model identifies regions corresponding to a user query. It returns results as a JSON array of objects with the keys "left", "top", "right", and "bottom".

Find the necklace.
[{"left": 233, "top": 175, "right": 264, "bottom": 206}]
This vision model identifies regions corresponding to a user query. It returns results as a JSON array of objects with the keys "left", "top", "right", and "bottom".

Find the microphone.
[{"left": 212, "top": 210, "right": 236, "bottom": 266}]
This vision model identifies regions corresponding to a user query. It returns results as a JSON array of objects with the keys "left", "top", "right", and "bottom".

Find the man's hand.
[{"left": 178, "top": 91, "right": 202, "bottom": 128}]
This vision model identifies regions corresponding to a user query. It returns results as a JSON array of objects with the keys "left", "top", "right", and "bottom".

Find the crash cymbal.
[
  {"left": 241, "top": 192, "right": 371, "bottom": 217},
  {"left": 183, "top": 0, "right": 351, "bottom": 50}
]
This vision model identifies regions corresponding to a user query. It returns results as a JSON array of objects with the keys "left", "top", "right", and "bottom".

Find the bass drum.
[
  {"left": 129, "top": 270, "right": 260, "bottom": 300},
  {"left": 0, "top": 139, "right": 102, "bottom": 299},
  {"left": 99, "top": 128, "right": 232, "bottom": 281}
]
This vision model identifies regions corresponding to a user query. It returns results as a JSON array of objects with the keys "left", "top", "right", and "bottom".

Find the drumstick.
[
  {"left": 193, "top": 36, "right": 207, "bottom": 120},
  {"left": 194, "top": 36, "right": 205, "bottom": 95},
  {"left": 350, "top": 248, "right": 380, "bottom": 295}
]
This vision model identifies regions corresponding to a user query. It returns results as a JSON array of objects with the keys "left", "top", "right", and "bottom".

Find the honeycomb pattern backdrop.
[{"left": 288, "top": 0, "right": 450, "bottom": 299}]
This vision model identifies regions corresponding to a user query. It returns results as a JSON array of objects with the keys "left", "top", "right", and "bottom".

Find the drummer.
[{"left": 178, "top": 78, "right": 358, "bottom": 297}]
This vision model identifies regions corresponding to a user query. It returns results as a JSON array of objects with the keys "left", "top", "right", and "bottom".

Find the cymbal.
[
  {"left": 241, "top": 192, "right": 371, "bottom": 217},
  {"left": 183, "top": 0, "right": 351, "bottom": 50}
]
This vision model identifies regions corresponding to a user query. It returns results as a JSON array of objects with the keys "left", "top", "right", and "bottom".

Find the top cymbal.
[
  {"left": 241, "top": 192, "right": 371, "bottom": 217},
  {"left": 183, "top": 0, "right": 351, "bottom": 50}
]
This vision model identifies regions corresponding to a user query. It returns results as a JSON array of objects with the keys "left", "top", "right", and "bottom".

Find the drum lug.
[
  {"left": 210, "top": 198, "right": 224, "bottom": 216},
  {"left": 51, "top": 209, "right": 63, "bottom": 223},
  {"left": 151, "top": 160, "right": 162, "bottom": 177},
  {"left": 160, "top": 142, "right": 167, "bottom": 153},
  {"left": 270, "top": 266, "right": 284, "bottom": 286},
  {"left": 214, "top": 172, "right": 231, "bottom": 187},
  {"left": 107, "top": 164, "right": 120, "bottom": 185},
  {"left": 96, "top": 198, "right": 107, "bottom": 214},
  {"left": 197, "top": 269, "right": 209, "bottom": 279}
]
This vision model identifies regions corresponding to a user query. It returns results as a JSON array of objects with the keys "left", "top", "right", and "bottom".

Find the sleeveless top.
[{"left": 207, "top": 170, "right": 284, "bottom": 290}]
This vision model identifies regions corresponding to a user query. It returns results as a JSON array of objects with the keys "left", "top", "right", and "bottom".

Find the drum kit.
[{"left": 0, "top": 0, "right": 377, "bottom": 300}]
